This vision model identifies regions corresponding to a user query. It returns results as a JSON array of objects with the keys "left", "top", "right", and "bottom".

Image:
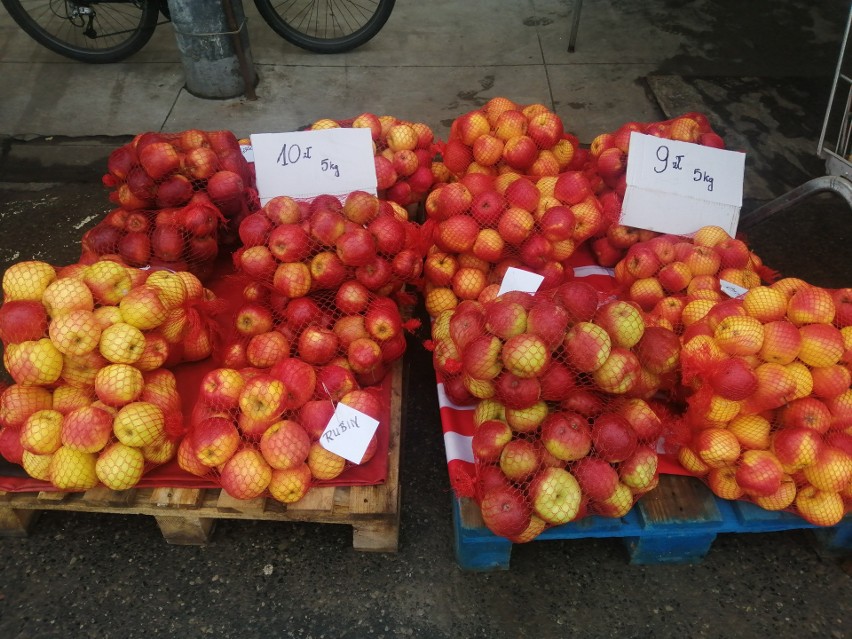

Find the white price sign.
[
  {"left": 250, "top": 128, "right": 377, "bottom": 204},
  {"left": 496, "top": 267, "right": 544, "bottom": 297},
  {"left": 621, "top": 132, "right": 745, "bottom": 236},
  {"left": 319, "top": 402, "right": 380, "bottom": 464}
]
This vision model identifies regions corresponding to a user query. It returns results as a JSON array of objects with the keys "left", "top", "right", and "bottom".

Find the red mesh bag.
[
  {"left": 232, "top": 192, "right": 428, "bottom": 303},
  {"left": 612, "top": 225, "right": 773, "bottom": 333},
  {"left": 429, "top": 284, "right": 672, "bottom": 541},
  {"left": 180, "top": 363, "right": 385, "bottom": 503},
  {"left": 671, "top": 279, "right": 852, "bottom": 526},
  {"left": 216, "top": 276, "right": 416, "bottom": 388},
  {"left": 0, "top": 260, "right": 232, "bottom": 490},
  {"left": 421, "top": 171, "right": 606, "bottom": 317},
  {"left": 585, "top": 113, "right": 727, "bottom": 268},
  {"left": 97, "top": 129, "right": 259, "bottom": 280},
  {"left": 306, "top": 113, "right": 444, "bottom": 209},
  {"left": 441, "top": 98, "right": 584, "bottom": 180}
]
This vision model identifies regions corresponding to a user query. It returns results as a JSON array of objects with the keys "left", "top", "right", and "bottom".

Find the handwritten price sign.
[
  {"left": 250, "top": 128, "right": 377, "bottom": 204},
  {"left": 621, "top": 132, "right": 745, "bottom": 236},
  {"left": 319, "top": 402, "right": 380, "bottom": 464}
]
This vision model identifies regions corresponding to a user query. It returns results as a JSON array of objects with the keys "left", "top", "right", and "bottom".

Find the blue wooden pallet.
[{"left": 453, "top": 475, "right": 852, "bottom": 571}]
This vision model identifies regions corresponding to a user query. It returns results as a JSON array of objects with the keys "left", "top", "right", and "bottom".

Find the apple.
[
  {"left": 234, "top": 303, "right": 274, "bottom": 337},
  {"left": 2, "top": 260, "right": 56, "bottom": 302},
  {"left": 619, "top": 445, "right": 658, "bottom": 490},
  {"left": 479, "top": 484, "right": 532, "bottom": 538},
  {"left": 563, "top": 321, "right": 611, "bottom": 373},
  {"left": 60, "top": 405, "right": 113, "bottom": 453},
  {"left": 272, "top": 262, "right": 312, "bottom": 299},
  {"left": 296, "top": 325, "right": 339, "bottom": 366},
  {"left": 218, "top": 447, "right": 273, "bottom": 499},
  {"left": 494, "top": 372, "right": 541, "bottom": 409},
  {"left": 238, "top": 375, "right": 286, "bottom": 423},
  {"left": 4, "top": 338, "right": 63, "bottom": 387},
  {"left": 752, "top": 477, "right": 797, "bottom": 512},
  {"left": 501, "top": 333, "right": 550, "bottom": 379},
  {"left": 795, "top": 485, "right": 845, "bottom": 527},
  {"left": 591, "top": 347, "right": 641, "bottom": 395},
  {"left": 98, "top": 321, "right": 146, "bottom": 365},
  {"left": 797, "top": 323, "right": 844, "bottom": 368},
  {"left": 706, "top": 464, "right": 744, "bottom": 501},
  {"left": 306, "top": 441, "right": 346, "bottom": 480},
  {"left": 499, "top": 438, "right": 539, "bottom": 481},
  {"left": 801, "top": 446, "right": 852, "bottom": 492},
  {"left": 110, "top": 401, "right": 165, "bottom": 448},
  {"left": 811, "top": 364, "right": 851, "bottom": 398},
  {"left": 246, "top": 331, "right": 290, "bottom": 368},
  {"left": 528, "top": 467, "right": 582, "bottom": 525},
  {"left": 758, "top": 320, "right": 802, "bottom": 364},
  {"left": 355, "top": 256, "right": 393, "bottom": 291},
  {"left": 192, "top": 415, "right": 241, "bottom": 467},
  {"left": 20, "top": 409, "right": 64, "bottom": 455},
  {"left": 538, "top": 361, "right": 576, "bottom": 402},
  {"left": 94, "top": 442, "right": 146, "bottom": 490},
  {"left": 471, "top": 419, "right": 513, "bottom": 463},
  {"left": 266, "top": 463, "right": 312, "bottom": 504},
  {"left": 48, "top": 446, "right": 99, "bottom": 490},
  {"left": 198, "top": 368, "right": 245, "bottom": 412},
  {"left": 0, "top": 300, "right": 48, "bottom": 345},
  {"left": 616, "top": 398, "right": 663, "bottom": 443},
  {"left": 346, "top": 336, "right": 383, "bottom": 376},
  {"left": 594, "top": 300, "right": 645, "bottom": 349},
  {"left": 504, "top": 400, "right": 549, "bottom": 433},
  {"left": 540, "top": 411, "right": 592, "bottom": 461},
  {"left": 725, "top": 413, "right": 771, "bottom": 450},
  {"left": 694, "top": 427, "right": 741, "bottom": 468},
  {"left": 497, "top": 207, "right": 535, "bottom": 245},
  {"left": 786, "top": 285, "right": 836, "bottom": 326},
  {"left": 257, "top": 419, "right": 311, "bottom": 470},
  {"left": 590, "top": 412, "right": 637, "bottom": 463}
]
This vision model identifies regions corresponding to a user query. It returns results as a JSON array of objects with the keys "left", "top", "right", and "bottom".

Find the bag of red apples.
[
  {"left": 180, "top": 360, "right": 386, "bottom": 503},
  {"left": 306, "top": 113, "right": 444, "bottom": 209},
  {"left": 94, "top": 129, "right": 259, "bottom": 281},
  {"left": 421, "top": 168, "right": 607, "bottom": 318},
  {"left": 584, "top": 112, "right": 727, "bottom": 269},
  {"left": 233, "top": 191, "right": 427, "bottom": 305},
  {"left": 442, "top": 97, "right": 585, "bottom": 180},
  {"left": 0, "top": 258, "right": 225, "bottom": 491},
  {"left": 430, "top": 278, "right": 679, "bottom": 542},
  {"left": 670, "top": 275, "right": 852, "bottom": 527}
]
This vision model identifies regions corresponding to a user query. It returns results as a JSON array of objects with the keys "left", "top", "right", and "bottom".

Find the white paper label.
[
  {"left": 240, "top": 143, "right": 254, "bottom": 163},
  {"left": 496, "top": 267, "right": 544, "bottom": 297},
  {"left": 319, "top": 403, "right": 380, "bottom": 464},
  {"left": 720, "top": 279, "right": 749, "bottom": 298},
  {"left": 621, "top": 132, "right": 745, "bottom": 236},
  {"left": 250, "top": 128, "right": 377, "bottom": 204}
]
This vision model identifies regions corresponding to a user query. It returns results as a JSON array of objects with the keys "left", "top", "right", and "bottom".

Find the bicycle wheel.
[
  {"left": 254, "top": 0, "right": 395, "bottom": 54},
  {"left": 1, "top": 0, "right": 160, "bottom": 63}
]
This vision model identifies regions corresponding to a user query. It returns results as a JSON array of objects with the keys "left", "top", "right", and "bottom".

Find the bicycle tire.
[
  {"left": 253, "top": 0, "right": 395, "bottom": 54},
  {"left": 1, "top": 0, "right": 159, "bottom": 63}
]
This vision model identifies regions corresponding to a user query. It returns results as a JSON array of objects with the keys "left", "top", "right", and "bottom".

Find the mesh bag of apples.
[
  {"left": 421, "top": 169, "right": 608, "bottom": 319},
  {"left": 430, "top": 278, "right": 676, "bottom": 542},
  {"left": 582, "top": 113, "right": 726, "bottom": 268},
  {"left": 440, "top": 98, "right": 585, "bottom": 180},
  {"left": 306, "top": 113, "right": 444, "bottom": 210},
  {"left": 671, "top": 276, "right": 852, "bottom": 527},
  {"left": 179, "top": 358, "right": 387, "bottom": 503},
  {"left": 0, "top": 259, "right": 226, "bottom": 491},
  {"left": 232, "top": 191, "right": 427, "bottom": 309},
  {"left": 94, "top": 129, "right": 258, "bottom": 281}
]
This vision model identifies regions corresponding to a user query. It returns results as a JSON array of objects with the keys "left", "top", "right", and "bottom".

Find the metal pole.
[{"left": 167, "top": 0, "right": 257, "bottom": 100}]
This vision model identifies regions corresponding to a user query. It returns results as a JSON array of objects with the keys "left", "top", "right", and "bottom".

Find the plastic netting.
[
  {"left": 307, "top": 113, "right": 444, "bottom": 208},
  {"left": 668, "top": 278, "right": 852, "bottom": 526},
  {"left": 0, "top": 261, "right": 229, "bottom": 490},
  {"left": 97, "top": 129, "right": 259, "bottom": 281},
  {"left": 441, "top": 98, "right": 584, "bottom": 180},
  {"left": 585, "top": 113, "right": 727, "bottom": 268},
  {"left": 181, "top": 364, "right": 384, "bottom": 502},
  {"left": 421, "top": 171, "right": 604, "bottom": 316},
  {"left": 232, "top": 192, "right": 428, "bottom": 305},
  {"left": 429, "top": 284, "right": 668, "bottom": 541}
]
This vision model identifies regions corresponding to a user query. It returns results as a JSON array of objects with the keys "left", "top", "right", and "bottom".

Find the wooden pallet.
[
  {"left": 454, "top": 474, "right": 852, "bottom": 571},
  {"left": 0, "top": 360, "right": 404, "bottom": 552}
]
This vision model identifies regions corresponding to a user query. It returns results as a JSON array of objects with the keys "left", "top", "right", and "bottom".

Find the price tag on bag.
[
  {"left": 319, "top": 402, "right": 380, "bottom": 464},
  {"left": 621, "top": 132, "right": 745, "bottom": 236},
  {"left": 496, "top": 266, "right": 544, "bottom": 297},
  {"left": 250, "top": 128, "right": 377, "bottom": 204}
]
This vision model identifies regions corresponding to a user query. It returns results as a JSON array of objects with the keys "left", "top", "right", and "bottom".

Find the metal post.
[{"left": 167, "top": 0, "right": 257, "bottom": 100}]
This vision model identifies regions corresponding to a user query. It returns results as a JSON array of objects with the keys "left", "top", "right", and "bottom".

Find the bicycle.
[{"left": 0, "top": 0, "right": 396, "bottom": 63}]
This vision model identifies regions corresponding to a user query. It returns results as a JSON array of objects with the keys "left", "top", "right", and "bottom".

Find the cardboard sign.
[
  {"left": 496, "top": 266, "right": 544, "bottom": 297},
  {"left": 621, "top": 132, "right": 745, "bottom": 236},
  {"left": 250, "top": 128, "right": 377, "bottom": 204},
  {"left": 319, "top": 402, "right": 380, "bottom": 464}
]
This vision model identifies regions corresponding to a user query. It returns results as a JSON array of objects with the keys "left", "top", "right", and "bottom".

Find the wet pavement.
[{"left": 1, "top": 1, "right": 852, "bottom": 638}]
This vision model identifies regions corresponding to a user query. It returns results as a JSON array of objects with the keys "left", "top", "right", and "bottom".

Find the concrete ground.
[{"left": 1, "top": 1, "right": 852, "bottom": 637}]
